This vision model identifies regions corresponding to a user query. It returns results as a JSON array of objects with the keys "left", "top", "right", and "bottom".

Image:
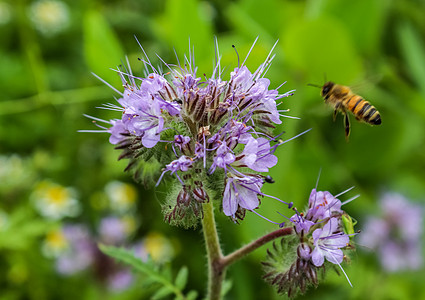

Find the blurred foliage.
[{"left": 0, "top": 0, "right": 424, "bottom": 299}]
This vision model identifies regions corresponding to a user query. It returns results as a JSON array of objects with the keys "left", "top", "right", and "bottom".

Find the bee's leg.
[
  {"left": 344, "top": 112, "right": 351, "bottom": 141},
  {"left": 333, "top": 110, "right": 338, "bottom": 122}
]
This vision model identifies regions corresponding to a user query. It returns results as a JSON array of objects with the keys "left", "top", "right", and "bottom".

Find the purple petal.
[{"left": 311, "top": 247, "right": 324, "bottom": 267}]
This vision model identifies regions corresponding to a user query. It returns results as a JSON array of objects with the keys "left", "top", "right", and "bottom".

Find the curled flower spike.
[
  {"left": 263, "top": 185, "right": 357, "bottom": 296},
  {"left": 82, "top": 37, "right": 309, "bottom": 226}
]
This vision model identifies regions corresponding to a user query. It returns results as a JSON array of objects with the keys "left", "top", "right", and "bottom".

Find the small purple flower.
[
  {"left": 226, "top": 121, "right": 253, "bottom": 146},
  {"left": 98, "top": 217, "right": 130, "bottom": 245},
  {"left": 108, "top": 119, "right": 128, "bottom": 145},
  {"left": 174, "top": 135, "right": 191, "bottom": 152},
  {"left": 311, "top": 218, "right": 349, "bottom": 267},
  {"left": 230, "top": 66, "right": 253, "bottom": 91},
  {"left": 166, "top": 156, "right": 193, "bottom": 173},
  {"left": 55, "top": 225, "right": 95, "bottom": 275},
  {"left": 360, "top": 192, "right": 423, "bottom": 272},
  {"left": 222, "top": 174, "right": 263, "bottom": 218},
  {"left": 297, "top": 243, "right": 312, "bottom": 260},
  {"left": 108, "top": 270, "right": 133, "bottom": 291},
  {"left": 156, "top": 156, "right": 194, "bottom": 186},
  {"left": 290, "top": 214, "right": 315, "bottom": 235},
  {"left": 140, "top": 73, "right": 167, "bottom": 95},
  {"left": 234, "top": 137, "right": 278, "bottom": 172},
  {"left": 306, "top": 189, "right": 342, "bottom": 222},
  {"left": 260, "top": 88, "right": 283, "bottom": 124},
  {"left": 209, "top": 143, "right": 235, "bottom": 174},
  {"left": 123, "top": 100, "right": 164, "bottom": 148}
]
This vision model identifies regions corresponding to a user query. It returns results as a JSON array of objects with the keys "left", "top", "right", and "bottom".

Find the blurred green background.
[{"left": 1, "top": 0, "right": 425, "bottom": 299}]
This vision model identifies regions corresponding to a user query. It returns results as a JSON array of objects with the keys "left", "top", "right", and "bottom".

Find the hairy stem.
[
  {"left": 221, "top": 227, "right": 293, "bottom": 267},
  {"left": 202, "top": 201, "right": 294, "bottom": 300},
  {"left": 202, "top": 200, "right": 224, "bottom": 300}
]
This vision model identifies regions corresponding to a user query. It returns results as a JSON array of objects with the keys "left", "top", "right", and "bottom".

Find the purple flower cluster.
[
  {"left": 52, "top": 218, "right": 137, "bottom": 291},
  {"left": 87, "top": 39, "right": 305, "bottom": 223},
  {"left": 360, "top": 192, "right": 423, "bottom": 272},
  {"left": 291, "top": 189, "right": 352, "bottom": 272},
  {"left": 264, "top": 188, "right": 355, "bottom": 296}
]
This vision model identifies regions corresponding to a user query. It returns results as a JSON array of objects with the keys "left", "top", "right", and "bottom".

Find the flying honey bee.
[{"left": 308, "top": 81, "right": 381, "bottom": 140}]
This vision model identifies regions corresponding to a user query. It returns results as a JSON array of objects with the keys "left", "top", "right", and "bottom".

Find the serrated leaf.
[
  {"left": 151, "top": 286, "right": 173, "bottom": 300},
  {"left": 99, "top": 245, "right": 185, "bottom": 298},
  {"left": 174, "top": 266, "right": 188, "bottom": 290},
  {"left": 163, "top": 263, "right": 173, "bottom": 281}
]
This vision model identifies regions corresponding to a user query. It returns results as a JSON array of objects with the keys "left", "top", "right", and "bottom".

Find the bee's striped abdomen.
[{"left": 346, "top": 96, "right": 381, "bottom": 125}]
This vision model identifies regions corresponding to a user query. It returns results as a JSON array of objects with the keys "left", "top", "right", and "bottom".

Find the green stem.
[
  {"left": 221, "top": 227, "right": 293, "bottom": 267},
  {"left": 202, "top": 200, "right": 224, "bottom": 300},
  {"left": 17, "top": 0, "right": 49, "bottom": 95},
  {"left": 201, "top": 200, "right": 294, "bottom": 300}
]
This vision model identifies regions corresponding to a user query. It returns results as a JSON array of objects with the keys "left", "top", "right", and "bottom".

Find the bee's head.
[{"left": 321, "top": 81, "right": 334, "bottom": 97}]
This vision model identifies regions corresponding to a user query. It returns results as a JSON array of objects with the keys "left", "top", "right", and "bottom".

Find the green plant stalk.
[
  {"left": 221, "top": 227, "right": 293, "bottom": 267},
  {"left": 202, "top": 200, "right": 224, "bottom": 300},
  {"left": 202, "top": 199, "right": 295, "bottom": 300}
]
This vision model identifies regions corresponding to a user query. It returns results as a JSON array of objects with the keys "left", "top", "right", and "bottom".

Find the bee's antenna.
[
  {"left": 232, "top": 44, "right": 240, "bottom": 68},
  {"left": 307, "top": 83, "right": 322, "bottom": 89}
]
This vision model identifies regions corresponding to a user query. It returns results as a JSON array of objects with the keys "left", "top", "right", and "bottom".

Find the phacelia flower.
[
  {"left": 54, "top": 225, "right": 94, "bottom": 275},
  {"left": 360, "top": 192, "right": 423, "bottom": 272},
  {"left": 305, "top": 188, "right": 342, "bottom": 222},
  {"left": 98, "top": 216, "right": 136, "bottom": 245},
  {"left": 222, "top": 174, "right": 263, "bottom": 218},
  {"left": 311, "top": 217, "right": 350, "bottom": 266},
  {"left": 83, "top": 38, "right": 308, "bottom": 226},
  {"left": 263, "top": 187, "right": 356, "bottom": 297}
]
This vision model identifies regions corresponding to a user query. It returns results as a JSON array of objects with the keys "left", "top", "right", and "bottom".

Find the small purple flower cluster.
[
  {"left": 50, "top": 217, "right": 174, "bottom": 291},
  {"left": 87, "top": 39, "right": 304, "bottom": 223},
  {"left": 360, "top": 192, "right": 423, "bottom": 272},
  {"left": 52, "top": 220, "right": 135, "bottom": 291},
  {"left": 264, "top": 188, "right": 355, "bottom": 297}
]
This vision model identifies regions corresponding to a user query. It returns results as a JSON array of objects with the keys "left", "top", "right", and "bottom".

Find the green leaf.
[
  {"left": 174, "top": 266, "right": 188, "bottom": 290},
  {"left": 221, "top": 279, "right": 233, "bottom": 297},
  {"left": 185, "top": 290, "right": 198, "bottom": 300},
  {"left": 151, "top": 286, "right": 173, "bottom": 300},
  {"left": 99, "top": 245, "right": 185, "bottom": 299},
  {"left": 83, "top": 10, "right": 124, "bottom": 88},
  {"left": 397, "top": 21, "right": 425, "bottom": 96},
  {"left": 0, "top": 207, "right": 52, "bottom": 250}
]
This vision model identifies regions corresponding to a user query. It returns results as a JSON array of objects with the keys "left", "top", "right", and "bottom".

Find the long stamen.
[
  {"left": 334, "top": 186, "right": 355, "bottom": 198},
  {"left": 91, "top": 73, "right": 123, "bottom": 96},
  {"left": 327, "top": 251, "right": 353, "bottom": 287},
  {"left": 278, "top": 128, "right": 312, "bottom": 146},
  {"left": 250, "top": 209, "right": 281, "bottom": 226},
  {"left": 342, "top": 194, "right": 360, "bottom": 206}
]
